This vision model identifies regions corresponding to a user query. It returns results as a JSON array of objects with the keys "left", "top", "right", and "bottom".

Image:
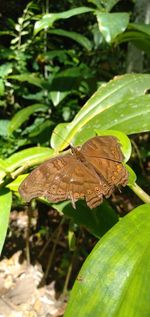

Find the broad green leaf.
[
  {"left": 51, "top": 74, "right": 150, "bottom": 151},
  {"left": 9, "top": 73, "right": 45, "bottom": 88},
  {"left": 0, "top": 189, "right": 12, "bottom": 254},
  {"left": 8, "top": 104, "right": 48, "bottom": 135},
  {"left": 5, "top": 147, "right": 54, "bottom": 173},
  {"left": 96, "top": 12, "right": 129, "bottom": 43},
  {"left": 48, "top": 29, "right": 92, "bottom": 51},
  {"left": 53, "top": 200, "right": 118, "bottom": 238},
  {"left": 34, "top": 7, "right": 94, "bottom": 35},
  {"left": 65, "top": 204, "right": 150, "bottom": 317}
]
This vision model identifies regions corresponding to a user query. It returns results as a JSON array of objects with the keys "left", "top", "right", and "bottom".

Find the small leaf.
[
  {"left": 0, "top": 189, "right": 12, "bottom": 254},
  {"left": 7, "top": 174, "right": 28, "bottom": 192},
  {"left": 8, "top": 104, "right": 48, "bottom": 135},
  {"left": 0, "top": 63, "right": 13, "bottom": 78},
  {"left": 68, "top": 231, "right": 76, "bottom": 251},
  {"left": 96, "top": 12, "right": 129, "bottom": 43},
  {"left": 0, "top": 120, "right": 10, "bottom": 136},
  {"left": 126, "top": 165, "right": 137, "bottom": 186}
]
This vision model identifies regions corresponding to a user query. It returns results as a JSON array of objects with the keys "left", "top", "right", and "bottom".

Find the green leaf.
[
  {"left": 5, "top": 147, "right": 54, "bottom": 173},
  {"left": 53, "top": 200, "right": 118, "bottom": 238},
  {"left": 116, "top": 28, "right": 150, "bottom": 54},
  {"left": 0, "top": 120, "right": 10, "bottom": 136},
  {"left": 8, "top": 104, "right": 48, "bottom": 135},
  {"left": 34, "top": 7, "right": 94, "bottom": 35},
  {"left": 0, "top": 79, "right": 4, "bottom": 96},
  {"left": 0, "top": 189, "right": 12, "bottom": 254},
  {"left": 129, "top": 23, "right": 150, "bottom": 36},
  {"left": 0, "top": 159, "right": 9, "bottom": 181},
  {"left": 51, "top": 74, "right": 150, "bottom": 151},
  {"left": 87, "top": 0, "right": 120, "bottom": 11},
  {"left": 96, "top": 12, "right": 129, "bottom": 43},
  {"left": 50, "top": 122, "right": 71, "bottom": 149},
  {"left": 48, "top": 29, "right": 92, "bottom": 51},
  {"left": 9, "top": 73, "right": 45, "bottom": 88},
  {"left": 49, "top": 67, "right": 81, "bottom": 106},
  {"left": 7, "top": 174, "right": 28, "bottom": 192},
  {"left": 64, "top": 204, "right": 150, "bottom": 317},
  {"left": 126, "top": 165, "right": 137, "bottom": 186},
  {"left": 0, "top": 63, "right": 13, "bottom": 78}
]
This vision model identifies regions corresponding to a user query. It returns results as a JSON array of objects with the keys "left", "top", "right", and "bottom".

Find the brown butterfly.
[{"left": 19, "top": 136, "right": 128, "bottom": 209}]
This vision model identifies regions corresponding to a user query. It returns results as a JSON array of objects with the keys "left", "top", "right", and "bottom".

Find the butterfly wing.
[
  {"left": 81, "top": 136, "right": 128, "bottom": 187},
  {"left": 19, "top": 152, "right": 109, "bottom": 209},
  {"left": 19, "top": 154, "right": 73, "bottom": 202},
  {"left": 66, "top": 161, "right": 110, "bottom": 209}
]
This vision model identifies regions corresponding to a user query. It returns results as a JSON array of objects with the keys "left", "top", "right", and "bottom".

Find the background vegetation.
[{"left": 0, "top": 0, "right": 150, "bottom": 316}]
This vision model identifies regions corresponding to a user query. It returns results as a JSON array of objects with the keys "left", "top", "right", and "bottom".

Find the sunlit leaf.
[
  {"left": 0, "top": 189, "right": 12, "bottom": 254},
  {"left": 96, "top": 12, "right": 129, "bottom": 43},
  {"left": 7, "top": 174, "right": 28, "bottom": 192},
  {"left": 51, "top": 74, "right": 150, "bottom": 151},
  {"left": 65, "top": 204, "right": 150, "bottom": 317},
  {"left": 5, "top": 147, "right": 54, "bottom": 173}
]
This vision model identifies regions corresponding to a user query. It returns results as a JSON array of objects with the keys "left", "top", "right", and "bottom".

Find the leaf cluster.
[{"left": 0, "top": 0, "right": 150, "bottom": 316}]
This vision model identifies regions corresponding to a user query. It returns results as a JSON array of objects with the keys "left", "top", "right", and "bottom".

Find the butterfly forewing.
[
  {"left": 19, "top": 154, "right": 73, "bottom": 202},
  {"left": 81, "top": 136, "right": 124, "bottom": 161},
  {"left": 81, "top": 136, "right": 128, "bottom": 187}
]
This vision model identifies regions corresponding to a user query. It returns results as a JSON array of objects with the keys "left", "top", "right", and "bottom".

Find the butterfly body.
[{"left": 19, "top": 136, "right": 128, "bottom": 209}]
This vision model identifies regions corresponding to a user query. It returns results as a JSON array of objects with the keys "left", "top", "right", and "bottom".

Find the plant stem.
[
  {"left": 41, "top": 217, "right": 64, "bottom": 284},
  {"left": 129, "top": 183, "right": 150, "bottom": 204},
  {"left": 26, "top": 207, "right": 31, "bottom": 265}
]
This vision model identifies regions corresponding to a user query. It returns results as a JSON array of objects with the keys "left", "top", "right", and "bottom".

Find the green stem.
[{"left": 130, "top": 183, "right": 150, "bottom": 204}]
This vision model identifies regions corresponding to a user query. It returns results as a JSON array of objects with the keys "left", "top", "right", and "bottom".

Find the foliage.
[
  {"left": 65, "top": 204, "right": 150, "bottom": 317},
  {"left": 0, "top": 0, "right": 150, "bottom": 316}
]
